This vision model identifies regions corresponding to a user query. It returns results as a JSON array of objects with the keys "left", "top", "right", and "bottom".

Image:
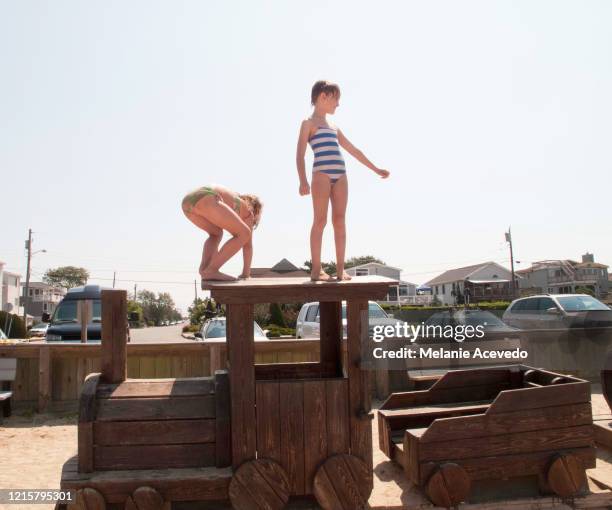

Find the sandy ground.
[{"left": 0, "top": 387, "right": 611, "bottom": 510}]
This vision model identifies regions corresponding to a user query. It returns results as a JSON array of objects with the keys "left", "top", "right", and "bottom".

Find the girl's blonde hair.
[
  {"left": 239, "top": 194, "right": 263, "bottom": 228},
  {"left": 311, "top": 80, "right": 340, "bottom": 106}
]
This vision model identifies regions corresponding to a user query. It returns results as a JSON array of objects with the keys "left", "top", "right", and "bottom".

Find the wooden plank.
[
  {"left": 94, "top": 419, "right": 215, "bottom": 445},
  {"left": 419, "top": 447, "right": 597, "bottom": 485},
  {"left": 209, "top": 344, "right": 224, "bottom": 374},
  {"left": 421, "top": 402, "right": 593, "bottom": 443},
  {"left": 489, "top": 382, "right": 591, "bottom": 414},
  {"left": 94, "top": 443, "right": 216, "bottom": 470},
  {"left": 38, "top": 344, "right": 51, "bottom": 413},
  {"left": 417, "top": 425, "right": 594, "bottom": 462},
  {"left": 280, "top": 381, "right": 305, "bottom": 495},
  {"left": 255, "top": 361, "right": 337, "bottom": 380},
  {"left": 403, "top": 430, "right": 420, "bottom": 485},
  {"left": 215, "top": 370, "right": 231, "bottom": 467},
  {"left": 101, "top": 289, "right": 128, "bottom": 384},
  {"left": 226, "top": 303, "right": 256, "bottom": 468},
  {"left": 96, "top": 377, "right": 215, "bottom": 398},
  {"left": 428, "top": 367, "right": 513, "bottom": 390},
  {"left": 319, "top": 301, "right": 341, "bottom": 372},
  {"left": 78, "top": 422, "right": 94, "bottom": 473},
  {"left": 256, "top": 381, "right": 281, "bottom": 462},
  {"left": 593, "top": 419, "right": 612, "bottom": 449},
  {"left": 79, "top": 373, "right": 101, "bottom": 422},
  {"left": 346, "top": 299, "right": 373, "bottom": 485},
  {"left": 304, "top": 380, "right": 327, "bottom": 493},
  {"left": 326, "top": 378, "right": 350, "bottom": 455},
  {"left": 96, "top": 396, "right": 215, "bottom": 421}
]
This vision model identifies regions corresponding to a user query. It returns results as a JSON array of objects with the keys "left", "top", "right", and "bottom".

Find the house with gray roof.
[{"left": 425, "top": 261, "right": 519, "bottom": 305}]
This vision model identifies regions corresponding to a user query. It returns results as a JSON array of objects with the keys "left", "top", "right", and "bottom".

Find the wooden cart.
[
  {"left": 378, "top": 366, "right": 596, "bottom": 508},
  {"left": 60, "top": 275, "right": 396, "bottom": 510}
]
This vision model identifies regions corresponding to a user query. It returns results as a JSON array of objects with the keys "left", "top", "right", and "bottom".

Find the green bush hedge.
[
  {"left": 265, "top": 324, "right": 296, "bottom": 338},
  {"left": 380, "top": 301, "right": 511, "bottom": 312}
]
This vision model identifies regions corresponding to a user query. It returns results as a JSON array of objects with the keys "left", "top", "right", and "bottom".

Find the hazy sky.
[{"left": 1, "top": 1, "right": 611, "bottom": 312}]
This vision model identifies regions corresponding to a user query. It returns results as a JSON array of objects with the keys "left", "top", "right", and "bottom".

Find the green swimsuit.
[{"left": 182, "top": 186, "right": 241, "bottom": 215}]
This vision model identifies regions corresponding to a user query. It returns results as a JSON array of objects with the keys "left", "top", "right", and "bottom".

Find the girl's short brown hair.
[
  {"left": 311, "top": 80, "right": 340, "bottom": 106},
  {"left": 239, "top": 194, "right": 263, "bottom": 228}
]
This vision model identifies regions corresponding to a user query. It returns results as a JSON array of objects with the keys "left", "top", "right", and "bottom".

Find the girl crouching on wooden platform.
[{"left": 182, "top": 184, "right": 262, "bottom": 281}]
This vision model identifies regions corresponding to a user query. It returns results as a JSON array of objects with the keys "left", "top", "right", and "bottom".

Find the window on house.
[
  {"left": 355, "top": 268, "right": 369, "bottom": 276},
  {"left": 29, "top": 289, "right": 33, "bottom": 296},
  {"left": 43, "top": 303, "right": 48, "bottom": 311},
  {"left": 35, "top": 289, "right": 40, "bottom": 295}
]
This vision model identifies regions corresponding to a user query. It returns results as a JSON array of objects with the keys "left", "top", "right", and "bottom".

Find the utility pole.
[
  {"left": 134, "top": 283, "right": 137, "bottom": 301},
  {"left": 505, "top": 227, "right": 517, "bottom": 299},
  {"left": 112, "top": 271, "right": 116, "bottom": 288},
  {"left": 23, "top": 228, "right": 32, "bottom": 324},
  {"left": 194, "top": 279, "right": 198, "bottom": 302}
]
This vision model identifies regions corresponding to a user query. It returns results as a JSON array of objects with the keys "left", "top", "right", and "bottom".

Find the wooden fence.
[{"left": 0, "top": 340, "right": 320, "bottom": 413}]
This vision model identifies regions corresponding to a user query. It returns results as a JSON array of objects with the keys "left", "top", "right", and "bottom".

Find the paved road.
[{"left": 130, "top": 323, "right": 191, "bottom": 343}]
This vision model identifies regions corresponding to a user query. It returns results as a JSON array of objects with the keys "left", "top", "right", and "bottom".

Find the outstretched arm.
[
  {"left": 296, "top": 120, "right": 311, "bottom": 195},
  {"left": 337, "top": 128, "right": 390, "bottom": 178}
]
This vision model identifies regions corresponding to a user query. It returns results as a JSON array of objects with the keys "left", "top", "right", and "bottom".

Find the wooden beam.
[
  {"left": 101, "top": 289, "right": 127, "bottom": 384},
  {"left": 319, "top": 301, "right": 341, "bottom": 373},
  {"left": 226, "top": 303, "right": 256, "bottom": 468},
  {"left": 346, "top": 299, "right": 373, "bottom": 491},
  {"left": 37, "top": 344, "right": 51, "bottom": 413}
]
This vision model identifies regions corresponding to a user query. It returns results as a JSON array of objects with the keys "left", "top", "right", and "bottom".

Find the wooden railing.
[{"left": 0, "top": 340, "right": 320, "bottom": 412}]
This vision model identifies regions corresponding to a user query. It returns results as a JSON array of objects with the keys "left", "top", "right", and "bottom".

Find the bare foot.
[
  {"left": 201, "top": 269, "right": 237, "bottom": 281},
  {"left": 336, "top": 271, "right": 352, "bottom": 281},
  {"left": 311, "top": 270, "right": 332, "bottom": 282}
]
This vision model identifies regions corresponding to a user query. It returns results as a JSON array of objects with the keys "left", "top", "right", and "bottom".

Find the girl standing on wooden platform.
[
  {"left": 296, "top": 80, "right": 390, "bottom": 281},
  {"left": 182, "top": 185, "right": 262, "bottom": 281}
]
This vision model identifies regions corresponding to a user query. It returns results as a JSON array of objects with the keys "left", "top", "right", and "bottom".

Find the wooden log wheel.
[
  {"left": 229, "top": 458, "right": 291, "bottom": 510},
  {"left": 67, "top": 488, "right": 106, "bottom": 510},
  {"left": 547, "top": 453, "right": 588, "bottom": 498},
  {"left": 312, "top": 454, "right": 372, "bottom": 510},
  {"left": 425, "top": 463, "right": 471, "bottom": 508}
]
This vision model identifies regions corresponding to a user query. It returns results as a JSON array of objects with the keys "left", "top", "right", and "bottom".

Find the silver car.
[
  {"left": 295, "top": 300, "right": 404, "bottom": 339},
  {"left": 195, "top": 317, "right": 269, "bottom": 341},
  {"left": 502, "top": 294, "right": 612, "bottom": 331}
]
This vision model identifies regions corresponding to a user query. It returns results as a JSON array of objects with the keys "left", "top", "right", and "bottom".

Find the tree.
[
  {"left": 575, "top": 286, "right": 596, "bottom": 297},
  {"left": 344, "top": 256, "right": 384, "bottom": 269},
  {"left": 188, "top": 297, "right": 218, "bottom": 326},
  {"left": 269, "top": 303, "right": 287, "bottom": 327},
  {"left": 137, "top": 289, "right": 181, "bottom": 326},
  {"left": 302, "top": 260, "right": 337, "bottom": 276},
  {"left": 43, "top": 266, "right": 89, "bottom": 289}
]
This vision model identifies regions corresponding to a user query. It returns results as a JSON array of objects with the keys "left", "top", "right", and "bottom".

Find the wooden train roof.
[{"left": 202, "top": 275, "right": 397, "bottom": 304}]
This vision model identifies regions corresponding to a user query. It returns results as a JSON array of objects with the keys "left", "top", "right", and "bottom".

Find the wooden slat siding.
[
  {"left": 96, "top": 377, "right": 215, "bottom": 398},
  {"left": 214, "top": 370, "right": 231, "bottom": 467},
  {"left": 101, "top": 289, "right": 127, "bottom": 384},
  {"left": 489, "top": 381, "right": 591, "bottom": 414},
  {"left": 139, "top": 356, "right": 156, "bottom": 378},
  {"left": 420, "top": 402, "right": 593, "bottom": 443},
  {"left": 303, "top": 380, "right": 327, "bottom": 493},
  {"left": 255, "top": 361, "right": 337, "bottom": 381},
  {"left": 205, "top": 275, "right": 395, "bottom": 304},
  {"left": 209, "top": 344, "right": 224, "bottom": 374},
  {"left": 61, "top": 461, "right": 233, "bottom": 503},
  {"left": 319, "top": 301, "right": 341, "bottom": 372},
  {"left": 416, "top": 424, "right": 594, "bottom": 463},
  {"left": 38, "top": 344, "right": 51, "bottom": 412},
  {"left": 280, "top": 381, "right": 305, "bottom": 495},
  {"left": 226, "top": 303, "right": 257, "bottom": 468},
  {"left": 94, "top": 443, "right": 216, "bottom": 470},
  {"left": 96, "top": 396, "right": 216, "bottom": 421},
  {"left": 346, "top": 299, "right": 373, "bottom": 486},
  {"left": 326, "top": 379, "right": 350, "bottom": 456},
  {"left": 418, "top": 447, "right": 597, "bottom": 485},
  {"left": 378, "top": 412, "right": 392, "bottom": 458},
  {"left": 94, "top": 419, "right": 215, "bottom": 446},
  {"left": 256, "top": 381, "right": 281, "bottom": 462},
  {"left": 380, "top": 384, "right": 511, "bottom": 411},
  {"left": 79, "top": 373, "right": 101, "bottom": 422}
]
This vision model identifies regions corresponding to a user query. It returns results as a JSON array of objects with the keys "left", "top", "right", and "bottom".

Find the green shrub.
[
  {"left": 182, "top": 324, "right": 200, "bottom": 334},
  {"left": 265, "top": 324, "right": 296, "bottom": 338},
  {"left": 269, "top": 303, "right": 286, "bottom": 328}
]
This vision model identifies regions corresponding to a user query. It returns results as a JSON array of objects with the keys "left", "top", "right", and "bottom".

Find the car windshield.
[
  {"left": 556, "top": 296, "right": 610, "bottom": 312},
  {"left": 205, "top": 320, "right": 266, "bottom": 338},
  {"left": 52, "top": 299, "right": 102, "bottom": 323},
  {"left": 340, "top": 303, "right": 388, "bottom": 319}
]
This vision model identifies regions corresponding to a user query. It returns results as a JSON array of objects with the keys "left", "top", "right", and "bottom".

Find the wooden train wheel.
[
  {"left": 229, "top": 458, "right": 290, "bottom": 510},
  {"left": 425, "top": 463, "right": 471, "bottom": 508},
  {"left": 67, "top": 488, "right": 106, "bottom": 510},
  {"left": 313, "top": 454, "right": 372, "bottom": 510},
  {"left": 547, "top": 453, "right": 587, "bottom": 498},
  {"left": 124, "top": 486, "right": 169, "bottom": 510}
]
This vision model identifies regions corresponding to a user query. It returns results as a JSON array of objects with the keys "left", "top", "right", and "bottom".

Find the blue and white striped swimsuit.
[{"left": 309, "top": 125, "right": 346, "bottom": 184}]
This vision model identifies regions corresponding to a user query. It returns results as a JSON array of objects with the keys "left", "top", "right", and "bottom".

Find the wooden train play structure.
[
  {"left": 378, "top": 366, "right": 596, "bottom": 507},
  {"left": 60, "top": 276, "right": 395, "bottom": 510}
]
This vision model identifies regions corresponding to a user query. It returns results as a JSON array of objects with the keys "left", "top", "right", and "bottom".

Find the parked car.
[
  {"left": 29, "top": 322, "right": 49, "bottom": 338},
  {"left": 502, "top": 294, "right": 612, "bottom": 333},
  {"left": 195, "top": 317, "right": 269, "bottom": 341},
  {"left": 423, "top": 309, "right": 520, "bottom": 343},
  {"left": 295, "top": 300, "right": 404, "bottom": 339},
  {"left": 0, "top": 327, "right": 7, "bottom": 340},
  {"left": 45, "top": 284, "right": 130, "bottom": 342}
]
